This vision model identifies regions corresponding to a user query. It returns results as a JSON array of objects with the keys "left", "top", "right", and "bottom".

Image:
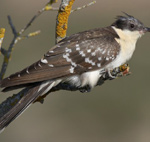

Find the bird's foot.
[
  {"left": 119, "top": 64, "right": 131, "bottom": 76},
  {"left": 107, "top": 70, "right": 117, "bottom": 79}
]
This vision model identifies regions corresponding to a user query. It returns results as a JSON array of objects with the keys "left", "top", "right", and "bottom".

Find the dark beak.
[{"left": 144, "top": 27, "right": 150, "bottom": 32}]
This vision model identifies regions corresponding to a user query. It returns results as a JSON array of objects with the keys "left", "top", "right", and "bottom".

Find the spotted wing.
[{"left": 0, "top": 27, "right": 120, "bottom": 88}]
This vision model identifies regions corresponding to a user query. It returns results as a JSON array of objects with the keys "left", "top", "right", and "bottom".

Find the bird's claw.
[{"left": 108, "top": 70, "right": 117, "bottom": 79}]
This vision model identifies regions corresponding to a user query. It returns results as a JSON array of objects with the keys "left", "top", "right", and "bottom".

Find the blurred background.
[{"left": 0, "top": 0, "right": 150, "bottom": 142}]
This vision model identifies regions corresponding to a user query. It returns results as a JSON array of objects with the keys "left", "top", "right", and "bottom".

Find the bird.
[{"left": 0, "top": 13, "right": 150, "bottom": 132}]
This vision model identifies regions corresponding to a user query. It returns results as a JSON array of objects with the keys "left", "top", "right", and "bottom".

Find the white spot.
[
  {"left": 85, "top": 57, "right": 90, "bottom": 63},
  {"left": 76, "top": 47, "right": 80, "bottom": 51},
  {"left": 87, "top": 49, "right": 91, "bottom": 53},
  {"left": 34, "top": 66, "right": 37, "bottom": 70},
  {"left": 48, "top": 64, "right": 54, "bottom": 67},
  {"left": 49, "top": 50, "right": 54, "bottom": 53},
  {"left": 102, "top": 50, "right": 106, "bottom": 54},
  {"left": 44, "top": 53, "right": 50, "bottom": 57},
  {"left": 106, "top": 57, "right": 110, "bottom": 61},
  {"left": 63, "top": 53, "right": 77, "bottom": 67},
  {"left": 97, "top": 63, "right": 101, "bottom": 67},
  {"left": 65, "top": 48, "right": 72, "bottom": 53},
  {"left": 26, "top": 68, "right": 29, "bottom": 74},
  {"left": 41, "top": 58, "right": 48, "bottom": 64},
  {"left": 69, "top": 66, "right": 74, "bottom": 73},
  {"left": 91, "top": 62, "right": 95, "bottom": 66},
  {"left": 71, "top": 62, "right": 77, "bottom": 67},
  {"left": 85, "top": 58, "right": 95, "bottom": 66},
  {"left": 79, "top": 51, "right": 86, "bottom": 57},
  {"left": 8, "top": 77, "right": 10, "bottom": 80},
  {"left": 65, "top": 53, "right": 70, "bottom": 57},
  {"left": 88, "top": 67, "right": 92, "bottom": 69},
  {"left": 98, "top": 57, "right": 102, "bottom": 61},
  {"left": 67, "top": 57, "right": 71, "bottom": 62},
  {"left": 18, "top": 74, "right": 21, "bottom": 77},
  {"left": 97, "top": 47, "right": 103, "bottom": 52},
  {"left": 79, "top": 51, "right": 83, "bottom": 55},
  {"left": 91, "top": 52, "right": 96, "bottom": 56},
  {"left": 38, "top": 81, "right": 53, "bottom": 92},
  {"left": 38, "top": 62, "right": 42, "bottom": 68},
  {"left": 76, "top": 44, "right": 79, "bottom": 47}
]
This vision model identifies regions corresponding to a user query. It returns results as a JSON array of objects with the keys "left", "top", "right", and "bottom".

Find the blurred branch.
[
  {"left": 19, "top": 0, "right": 58, "bottom": 35},
  {"left": 0, "top": 28, "right": 5, "bottom": 55},
  {"left": 0, "top": 0, "right": 60, "bottom": 125},
  {"left": 0, "top": 16, "right": 40, "bottom": 80},
  {"left": 0, "top": 1, "right": 60, "bottom": 80},
  {"left": 71, "top": 1, "right": 96, "bottom": 13},
  {"left": 8, "top": 16, "right": 17, "bottom": 35},
  {"left": 17, "top": 30, "right": 41, "bottom": 42}
]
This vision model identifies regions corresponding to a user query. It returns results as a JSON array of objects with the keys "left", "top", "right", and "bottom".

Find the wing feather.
[{"left": 1, "top": 27, "right": 120, "bottom": 89}]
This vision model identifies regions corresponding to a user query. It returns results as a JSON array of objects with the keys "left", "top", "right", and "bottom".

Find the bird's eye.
[{"left": 130, "top": 24, "right": 135, "bottom": 29}]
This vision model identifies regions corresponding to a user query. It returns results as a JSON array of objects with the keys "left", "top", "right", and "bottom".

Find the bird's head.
[{"left": 112, "top": 13, "right": 150, "bottom": 40}]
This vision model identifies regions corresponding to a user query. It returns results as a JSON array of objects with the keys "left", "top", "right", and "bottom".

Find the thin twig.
[
  {"left": 17, "top": 30, "right": 41, "bottom": 42},
  {"left": 71, "top": 1, "right": 96, "bottom": 13},
  {"left": 0, "top": 48, "right": 7, "bottom": 56},
  {"left": 7, "top": 16, "right": 17, "bottom": 36},
  {"left": 19, "top": 1, "right": 58, "bottom": 35}
]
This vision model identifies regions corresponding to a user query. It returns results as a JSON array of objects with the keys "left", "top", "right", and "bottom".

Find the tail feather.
[{"left": 0, "top": 81, "right": 55, "bottom": 133}]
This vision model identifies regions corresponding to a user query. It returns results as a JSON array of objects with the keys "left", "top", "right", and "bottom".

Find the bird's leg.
[
  {"left": 107, "top": 69, "right": 117, "bottom": 79},
  {"left": 119, "top": 64, "right": 130, "bottom": 76}
]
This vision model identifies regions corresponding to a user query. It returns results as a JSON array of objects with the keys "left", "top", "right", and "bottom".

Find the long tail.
[{"left": 0, "top": 81, "right": 55, "bottom": 133}]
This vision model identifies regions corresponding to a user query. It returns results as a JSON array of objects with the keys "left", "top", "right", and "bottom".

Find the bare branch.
[
  {"left": 17, "top": 30, "right": 41, "bottom": 42},
  {"left": 0, "top": 48, "right": 7, "bottom": 56},
  {"left": 55, "top": 0, "right": 75, "bottom": 43},
  {"left": 19, "top": 1, "right": 58, "bottom": 35},
  {"left": 7, "top": 16, "right": 17, "bottom": 36},
  {"left": 0, "top": 28, "right": 5, "bottom": 55},
  {"left": 71, "top": 1, "right": 96, "bottom": 13}
]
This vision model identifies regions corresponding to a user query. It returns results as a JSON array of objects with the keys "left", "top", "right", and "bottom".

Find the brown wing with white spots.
[{"left": 0, "top": 27, "right": 120, "bottom": 88}]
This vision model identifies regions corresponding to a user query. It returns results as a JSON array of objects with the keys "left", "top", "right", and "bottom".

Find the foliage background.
[{"left": 0, "top": 0, "right": 150, "bottom": 142}]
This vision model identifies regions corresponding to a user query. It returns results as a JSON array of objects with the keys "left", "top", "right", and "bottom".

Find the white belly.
[
  {"left": 63, "top": 69, "right": 102, "bottom": 88},
  {"left": 107, "top": 26, "right": 141, "bottom": 69},
  {"left": 107, "top": 41, "right": 136, "bottom": 69}
]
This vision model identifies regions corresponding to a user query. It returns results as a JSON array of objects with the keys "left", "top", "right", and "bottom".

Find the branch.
[
  {"left": 71, "top": 1, "right": 96, "bottom": 13},
  {"left": 0, "top": 0, "right": 60, "bottom": 123},
  {"left": 0, "top": 28, "right": 5, "bottom": 55},
  {"left": 55, "top": 0, "right": 75, "bottom": 43},
  {"left": 19, "top": 0, "right": 58, "bottom": 35},
  {"left": 0, "top": 2, "right": 58, "bottom": 80}
]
